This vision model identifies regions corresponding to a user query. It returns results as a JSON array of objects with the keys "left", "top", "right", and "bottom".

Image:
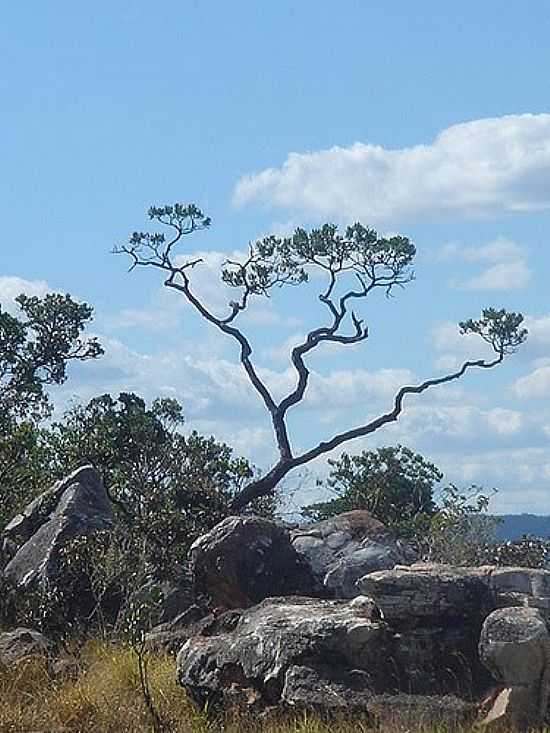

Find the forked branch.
[{"left": 116, "top": 204, "right": 528, "bottom": 510}]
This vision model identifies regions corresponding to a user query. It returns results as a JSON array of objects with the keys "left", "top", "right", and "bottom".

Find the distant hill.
[{"left": 494, "top": 514, "right": 550, "bottom": 541}]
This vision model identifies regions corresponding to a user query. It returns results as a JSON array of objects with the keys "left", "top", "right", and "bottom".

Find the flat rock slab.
[{"left": 358, "top": 563, "right": 494, "bottom": 623}]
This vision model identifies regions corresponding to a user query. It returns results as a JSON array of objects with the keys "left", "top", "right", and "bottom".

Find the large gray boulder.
[
  {"left": 479, "top": 607, "right": 550, "bottom": 729},
  {"left": 2, "top": 466, "right": 113, "bottom": 589},
  {"left": 291, "top": 511, "right": 416, "bottom": 599},
  {"left": 189, "top": 516, "right": 319, "bottom": 610},
  {"left": 177, "top": 595, "right": 390, "bottom": 713}
]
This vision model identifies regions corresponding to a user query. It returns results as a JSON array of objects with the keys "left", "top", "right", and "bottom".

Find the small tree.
[
  {"left": 302, "top": 445, "right": 439, "bottom": 527},
  {"left": 303, "top": 448, "right": 500, "bottom": 564},
  {"left": 0, "top": 293, "right": 103, "bottom": 528},
  {"left": 44, "top": 392, "right": 270, "bottom": 571},
  {"left": 0, "top": 293, "right": 103, "bottom": 425},
  {"left": 116, "top": 204, "right": 528, "bottom": 510}
]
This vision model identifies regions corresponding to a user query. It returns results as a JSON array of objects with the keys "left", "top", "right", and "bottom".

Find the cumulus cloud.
[
  {"left": 458, "top": 260, "right": 531, "bottom": 290},
  {"left": 0, "top": 275, "right": 52, "bottom": 314},
  {"left": 514, "top": 366, "right": 550, "bottom": 399},
  {"left": 234, "top": 114, "right": 550, "bottom": 222},
  {"left": 442, "top": 237, "right": 531, "bottom": 290}
]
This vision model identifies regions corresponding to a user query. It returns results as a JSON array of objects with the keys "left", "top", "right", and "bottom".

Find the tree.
[
  {"left": 0, "top": 293, "right": 103, "bottom": 528},
  {"left": 302, "top": 445, "right": 439, "bottom": 527},
  {"left": 0, "top": 293, "right": 103, "bottom": 425},
  {"left": 44, "top": 392, "right": 269, "bottom": 570},
  {"left": 116, "top": 204, "right": 528, "bottom": 510},
  {"left": 304, "top": 447, "right": 500, "bottom": 564}
]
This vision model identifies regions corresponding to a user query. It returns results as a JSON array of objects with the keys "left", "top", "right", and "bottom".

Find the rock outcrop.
[
  {"left": 0, "top": 627, "right": 53, "bottom": 666},
  {"left": 177, "top": 559, "right": 550, "bottom": 725},
  {"left": 479, "top": 607, "right": 550, "bottom": 729},
  {"left": 2, "top": 466, "right": 113, "bottom": 588},
  {"left": 189, "top": 516, "right": 319, "bottom": 610},
  {"left": 291, "top": 511, "right": 416, "bottom": 598}
]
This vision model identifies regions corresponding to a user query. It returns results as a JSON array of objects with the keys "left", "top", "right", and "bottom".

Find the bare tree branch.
[{"left": 117, "top": 205, "right": 528, "bottom": 512}]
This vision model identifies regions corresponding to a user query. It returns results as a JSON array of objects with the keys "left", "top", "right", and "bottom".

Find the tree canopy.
[
  {"left": 303, "top": 445, "right": 439, "bottom": 526},
  {"left": 116, "top": 203, "right": 528, "bottom": 510},
  {"left": 0, "top": 293, "right": 103, "bottom": 426},
  {"left": 0, "top": 293, "right": 103, "bottom": 528}
]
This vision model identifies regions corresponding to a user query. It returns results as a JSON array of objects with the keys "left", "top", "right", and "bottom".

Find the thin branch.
[{"left": 231, "top": 354, "right": 503, "bottom": 509}]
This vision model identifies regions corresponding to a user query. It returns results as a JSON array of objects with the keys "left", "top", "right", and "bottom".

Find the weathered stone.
[
  {"left": 146, "top": 604, "right": 238, "bottom": 654},
  {"left": 177, "top": 596, "right": 391, "bottom": 712},
  {"left": 480, "top": 607, "right": 549, "bottom": 685},
  {"left": 282, "top": 665, "right": 374, "bottom": 711},
  {"left": 3, "top": 474, "right": 71, "bottom": 545},
  {"left": 357, "top": 563, "right": 494, "bottom": 624},
  {"left": 291, "top": 511, "right": 415, "bottom": 598},
  {"left": 0, "top": 627, "right": 53, "bottom": 666},
  {"left": 133, "top": 573, "right": 195, "bottom": 626},
  {"left": 189, "top": 516, "right": 318, "bottom": 610},
  {"left": 3, "top": 466, "right": 113, "bottom": 589},
  {"left": 479, "top": 607, "right": 550, "bottom": 729}
]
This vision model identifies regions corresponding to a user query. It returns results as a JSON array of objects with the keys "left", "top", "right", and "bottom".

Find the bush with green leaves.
[
  {"left": 412, "top": 484, "right": 500, "bottom": 564},
  {"left": 43, "top": 392, "right": 275, "bottom": 575},
  {"left": 303, "top": 445, "right": 439, "bottom": 530},
  {"left": 303, "top": 445, "right": 500, "bottom": 564},
  {"left": 0, "top": 293, "right": 103, "bottom": 530}
]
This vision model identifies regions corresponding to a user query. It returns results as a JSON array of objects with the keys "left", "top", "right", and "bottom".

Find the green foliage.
[
  {"left": 0, "top": 293, "right": 103, "bottom": 425},
  {"left": 303, "top": 446, "right": 439, "bottom": 530},
  {"left": 0, "top": 292, "right": 102, "bottom": 526},
  {"left": 459, "top": 308, "right": 528, "bottom": 356},
  {"left": 412, "top": 484, "right": 500, "bottom": 564},
  {"left": 44, "top": 392, "right": 272, "bottom": 573},
  {"left": 0, "top": 421, "right": 51, "bottom": 530},
  {"left": 302, "top": 446, "right": 502, "bottom": 565},
  {"left": 221, "top": 222, "right": 416, "bottom": 296}
]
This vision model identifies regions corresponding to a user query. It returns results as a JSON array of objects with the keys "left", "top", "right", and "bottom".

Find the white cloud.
[
  {"left": 0, "top": 275, "right": 52, "bottom": 314},
  {"left": 105, "top": 308, "right": 179, "bottom": 330},
  {"left": 441, "top": 237, "right": 524, "bottom": 263},
  {"left": 443, "top": 236, "right": 531, "bottom": 291},
  {"left": 234, "top": 114, "right": 550, "bottom": 222},
  {"left": 458, "top": 259, "right": 531, "bottom": 290},
  {"left": 486, "top": 408, "right": 524, "bottom": 435},
  {"left": 525, "top": 315, "right": 550, "bottom": 347},
  {"left": 514, "top": 366, "right": 550, "bottom": 399}
]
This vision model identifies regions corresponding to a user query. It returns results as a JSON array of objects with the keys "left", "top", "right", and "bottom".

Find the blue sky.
[{"left": 2, "top": 2, "right": 550, "bottom": 513}]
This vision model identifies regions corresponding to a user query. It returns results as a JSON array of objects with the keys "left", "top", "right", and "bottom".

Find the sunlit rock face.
[
  {"left": 177, "top": 557, "right": 550, "bottom": 726},
  {"left": 2, "top": 465, "right": 113, "bottom": 589},
  {"left": 291, "top": 510, "right": 417, "bottom": 598}
]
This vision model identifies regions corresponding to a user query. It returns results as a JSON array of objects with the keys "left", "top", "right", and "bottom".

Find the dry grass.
[
  {"left": 0, "top": 640, "right": 201, "bottom": 732},
  {"left": 0, "top": 640, "right": 516, "bottom": 733}
]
